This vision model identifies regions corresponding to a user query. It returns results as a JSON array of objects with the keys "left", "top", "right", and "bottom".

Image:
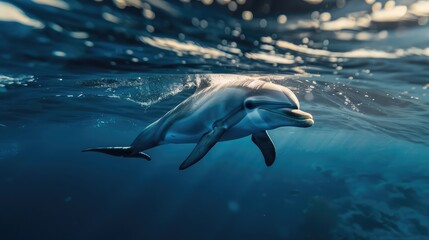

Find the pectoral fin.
[
  {"left": 252, "top": 131, "right": 276, "bottom": 166},
  {"left": 179, "top": 127, "right": 226, "bottom": 170}
]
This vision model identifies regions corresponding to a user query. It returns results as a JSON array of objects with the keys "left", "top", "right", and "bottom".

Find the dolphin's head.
[{"left": 244, "top": 82, "right": 314, "bottom": 129}]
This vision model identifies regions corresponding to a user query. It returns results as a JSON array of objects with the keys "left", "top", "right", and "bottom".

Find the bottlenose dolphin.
[{"left": 83, "top": 79, "right": 314, "bottom": 170}]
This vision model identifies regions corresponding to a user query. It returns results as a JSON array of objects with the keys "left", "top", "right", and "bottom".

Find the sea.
[{"left": 0, "top": 0, "right": 429, "bottom": 239}]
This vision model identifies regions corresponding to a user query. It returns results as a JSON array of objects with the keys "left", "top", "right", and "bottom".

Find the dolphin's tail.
[{"left": 82, "top": 146, "right": 151, "bottom": 161}]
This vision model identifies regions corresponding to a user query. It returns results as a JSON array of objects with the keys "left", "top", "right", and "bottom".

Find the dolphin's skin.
[{"left": 83, "top": 79, "right": 314, "bottom": 170}]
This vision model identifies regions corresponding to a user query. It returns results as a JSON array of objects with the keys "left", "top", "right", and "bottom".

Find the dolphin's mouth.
[
  {"left": 262, "top": 108, "right": 314, "bottom": 127},
  {"left": 284, "top": 109, "right": 314, "bottom": 127}
]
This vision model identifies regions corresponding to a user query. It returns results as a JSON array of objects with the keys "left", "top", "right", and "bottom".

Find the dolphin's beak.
[
  {"left": 285, "top": 109, "right": 314, "bottom": 127},
  {"left": 260, "top": 105, "right": 315, "bottom": 127}
]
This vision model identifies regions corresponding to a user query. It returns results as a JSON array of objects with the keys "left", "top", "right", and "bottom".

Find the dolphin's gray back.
[{"left": 131, "top": 79, "right": 264, "bottom": 148}]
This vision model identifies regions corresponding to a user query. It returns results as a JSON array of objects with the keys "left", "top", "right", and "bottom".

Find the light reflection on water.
[
  {"left": 1, "top": 1, "right": 429, "bottom": 240},
  {"left": 0, "top": 0, "right": 427, "bottom": 142},
  {"left": 0, "top": 0, "right": 428, "bottom": 142},
  {"left": 1, "top": 0, "right": 429, "bottom": 71}
]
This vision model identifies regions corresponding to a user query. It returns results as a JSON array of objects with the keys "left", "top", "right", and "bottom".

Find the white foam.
[
  {"left": 372, "top": 5, "right": 408, "bottom": 22},
  {"left": 410, "top": 1, "right": 429, "bottom": 16},
  {"left": 0, "top": 75, "right": 35, "bottom": 92},
  {"left": 276, "top": 40, "right": 429, "bottom": 59},
  {"left": 139, "top": 36, "right": 231, "bottom": 59},
  {"left": 32, "top": 0, "right": 70, "bottom": 10},
  {"left": 0, "top": 2, "right": 44, "bottom": 28},
  {"left": 245, "top": 52, "right": 295, "bottom": 65}
]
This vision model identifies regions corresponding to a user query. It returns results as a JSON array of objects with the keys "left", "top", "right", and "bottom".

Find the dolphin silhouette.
[{"left": 83, "top": 79, "right": 314, "bottom": 170}]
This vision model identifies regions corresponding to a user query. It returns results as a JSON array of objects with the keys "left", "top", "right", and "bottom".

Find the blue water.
[{"left": 1, "top": 0, "right": 429, "bottom": 239}]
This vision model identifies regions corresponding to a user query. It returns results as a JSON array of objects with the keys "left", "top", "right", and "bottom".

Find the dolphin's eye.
[{"left": 245, "top": 101, "right": 256, "bottom": 109}]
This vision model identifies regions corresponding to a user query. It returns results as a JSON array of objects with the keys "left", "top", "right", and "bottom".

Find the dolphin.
[{"left": 83, "top": 79, "right": 314, "bottom": 170}]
